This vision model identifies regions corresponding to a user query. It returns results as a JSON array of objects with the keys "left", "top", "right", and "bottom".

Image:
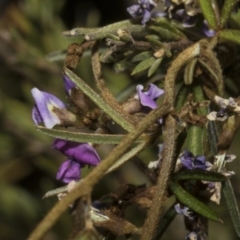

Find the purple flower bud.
[
  {"left": 63, "top": 75, "right": 76, "bottom": 96},
  {"left": 52, "top": 139, "right": 100, "bottom": 166},
  {"left": 180, "top": 150, "right": 194, "bottom": 170},
  {"left": 136, "top": 84, "right": 164, "bottom": 109},
  {"left": 127, "top": 0, "right": 156, "bottom": 25},
  {"left": 180, "top": 150, "right": 207, "bottom": 170},
  {"left": 56, "top": 159, "right": 81, "bottom": 183},
  {"left": 31, "top": 88, "right": 66, "bottom": 129}
]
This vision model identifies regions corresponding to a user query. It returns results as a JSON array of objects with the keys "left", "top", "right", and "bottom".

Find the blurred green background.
[{"left": 0, "top": 0, "right": 240, "bottom": 239}]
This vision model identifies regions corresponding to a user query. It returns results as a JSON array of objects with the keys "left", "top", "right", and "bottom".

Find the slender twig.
[
  {"left": 140, "top": 42, "right": 201, "bottom": 240},
  {"left": 27, "top": 103, "right": 171, "bottom": 240}
]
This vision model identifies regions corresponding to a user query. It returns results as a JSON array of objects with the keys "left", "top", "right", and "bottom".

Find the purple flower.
[
  {"left": 57, "top": 159, "right": 81, "bottom": 183},
  {"left": 63, "top": 75, "right": 76, "bottom": 96},
  {"left": 53, "top": 139, "right": 101, "bottom": 183},
  {"left": 52, "top": 139, "right": 100, "bottom": 166},
  {"left": 31, "top": 88, "right": 66, "bottom": 129},
  {"left": 136, "top": 84, "right": 164, "bottom": 109},
  {"left": 174, "top": 203, "right": 195, "bottom": 220},
  {"left": 180, "top": 150, "right": 207, "bottom": 170},
  {"left": 127, "top": 0, "right": 157, "bottom": 25}
]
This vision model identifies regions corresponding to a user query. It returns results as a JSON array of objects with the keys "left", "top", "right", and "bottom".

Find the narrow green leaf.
[
  {"left": 184, "top": 58, "right": 197, "bottom": 85},
  {"left": 198, "top": 0, "right": 219, "bottom": 29},
  {"left": 223, "top": 179, "right": 240, "bottom": 237},
  {"left": 187, "top": 126, "right": 204, "bottom": 156},
  {"left": 148, "top": 58, "right": 163, "bottom": 77},
  {"left": 175, "top": 85, "right": 189, "bottom": 111},
  {"left": 220, "top": 0, "right": 239, "bottom": 28},
  {"left": 173, "top": 170, "right": 226, "bottom": 182},
  {"left": 37, "top": 126, "right": 148, "bottom": 144},
  {"left": 169, "top": 181, "right": 221, "bottom": 222},
  {"left": 219, "top": 29, "right": 240, "bottom": 44},
  {"left": 193, "top": 84, "right": 208, "bottom": 115},
  {"left": 131, "top": 51, "right": 153, "bottom": 62},
  {"left": 64, "top": 67, "right": 134, "bottom": 132},
  {"left": 152, "top": 17, "right": 185, "bottom": 37},
  {"left": 131, "top": 57, "right": 155, "bottom": 75},
  {"left": 148, "top": 26, "right": 181, "bottom": 40},
  {"left": 208, "top": 120, "right": 219, "bottom": 155}
]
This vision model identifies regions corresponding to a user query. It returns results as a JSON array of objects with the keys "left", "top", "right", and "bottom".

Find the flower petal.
[
  {"left": 136, "top": 84, "right": 164, "bottom": 109},
  {"left": 52, "top": 139, "right": 101, "bottom": 166},
  {"left": 31, "top": 88, "right": 65, "bottom": 128},
  {"left": 32, "top": 105, "right": 43, "bottom": 125},
  {"left": 56, "top": 159, "right": 81, "bottom": 183},
  {"left": 63, "top": 75, "right": 76, "bottom": 95}
]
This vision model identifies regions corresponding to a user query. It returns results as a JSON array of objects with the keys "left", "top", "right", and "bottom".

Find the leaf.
[
  {"left": 219, "top": 29, "right": 240, "bottom": 44},
  {"left": 148, "top": 26, "right": 181, "bottom": 41},
  {"left": 64, "top": 67, "right": 134, "bottom": 132},
  {"left": 152, "top": 17, "right": 185, "bottom": 37},
  {"left": 148, "top": 58, "right": 163, "bottom": 77},
  {"left": 187, "top": 126, "right": 204, "bottom": 156},
  {"left": 169, "top": 181, "right": 221, "bottom": 222},
  {"left": 36, "top": 126, "right": 148, "bottom": 144},
  {"left": 220, "top": 0, "right": 239, "bottom": 28},
  {"left": 131, "top": 51, "right": 153, "bottom": 62},
  {"left": 198, "top": 0, "right": 219, "bottom": 29},
  {"left": 223, "top": 179, "right": 240, "bottom": 237},
  {"left": 184, "top": 58, "right": 197, "bottom": 85},
  {"left": 131, "top": 57, "right": 155, "bottom": 75},
  {"left": 173, "top": 170, "right": 226, "bottom": 182},
  {"left": 175, "top": 85, "right": 189, "bottom": 111}
]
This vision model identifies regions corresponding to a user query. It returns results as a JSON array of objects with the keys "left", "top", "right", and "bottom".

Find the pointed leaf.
[
  {"left": 131, "top": 57, "right": 155, "bottom": 75},
  {"left": 198, "top": 0, "right": 219, "bottom": 29},
  {"left": 220, "top": 0, "right": 239, "bottom": 28},
  {"left": 223, "top": 179, "right": 240, "bottom": 237},
  {"left": 131, "top": 51, "right": 153, "bottom": 62},
  {"left": 64, "top": 67, "right": 134, "bottom": 132},
  {"left": 169, "top": 181, "right": 221, "bottom": 222},
  {"left": 219, "top": 29, "right": 240, "bottom": 44},
  {"left": 148, "top": 26, "right": 181, "bottom": 41},
  {"left": 173, "top": 170, "right": 226, "bottom": 182},
  {"left": 36, "top": 126, "right": 148, "bottom": 144},
  {"left": 148, "top": 58, "right": 163, "bottom": 77},
  {"left": 184, "top": 58, "right": 197, "bottom": 85}
]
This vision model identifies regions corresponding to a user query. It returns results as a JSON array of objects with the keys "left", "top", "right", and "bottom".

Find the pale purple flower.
[
  {"left": 180, "top": 150, "right": 207, "bottom": 170},
  {"left": 57, "top": 159, "right": 81, "bottom": 183},
  {"left": 63, "top": 75, "right": 76, "bottom": 96},
  {"left": 31, "top": 88, "right": 66, "bottom": 129},
  {"left": 174, "top": 203, "right": 195, "bottom": 220},
  {"left": 136, "top": 84, "right": 164, "bottom": 109},
  {"left": 127, "top": 0, "right": 157, "bottom": 25},
  {"left": 52, "top": 139, "right": 101, "bottom": 166}
]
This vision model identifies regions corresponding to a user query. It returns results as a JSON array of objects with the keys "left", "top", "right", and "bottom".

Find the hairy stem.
[
  {"left": 140, "top": 42, "right": 201, "bottom": 240},
  {"left": 28, "top": 103, "right": 171, "bottom": 240}
]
